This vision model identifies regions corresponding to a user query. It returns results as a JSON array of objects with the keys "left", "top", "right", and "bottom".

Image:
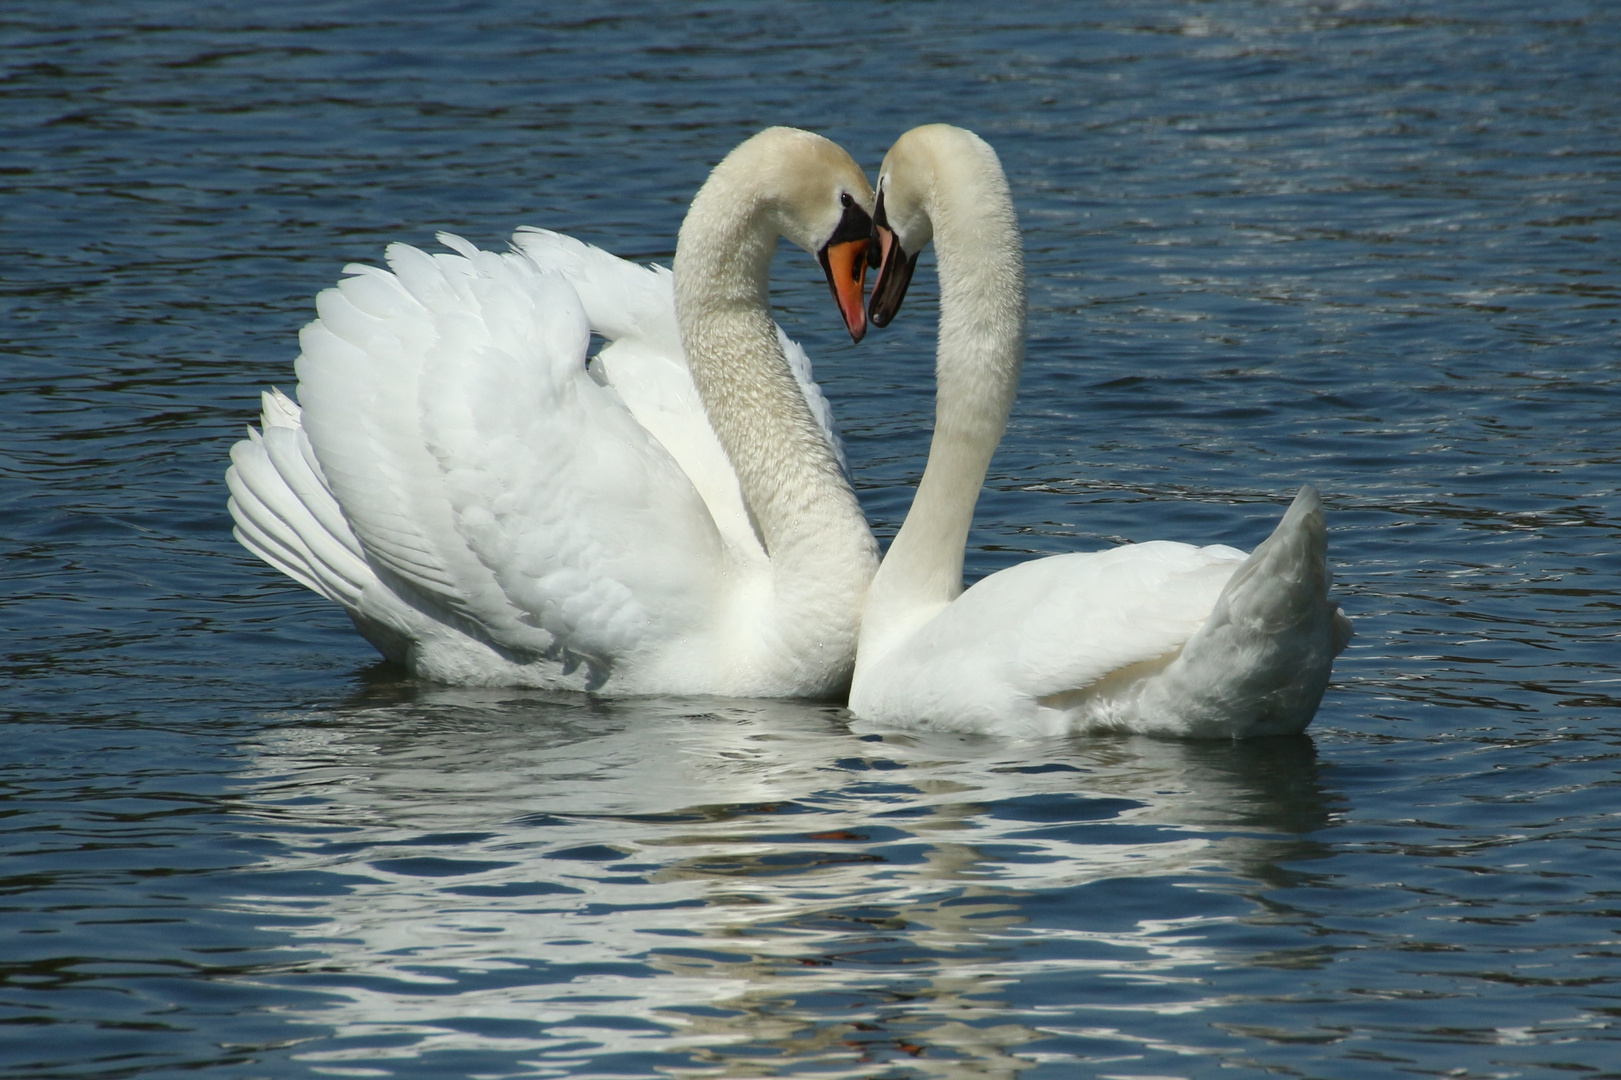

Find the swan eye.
[{"left": 839, "top": 191, "right": 854, "bottom": 208}]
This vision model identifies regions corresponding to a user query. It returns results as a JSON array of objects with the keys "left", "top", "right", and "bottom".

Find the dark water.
[{"left": 4, "top": 1, "right": 1620, "bottom": 1076}]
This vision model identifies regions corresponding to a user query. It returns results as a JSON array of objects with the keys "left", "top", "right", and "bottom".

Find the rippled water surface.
[{"left": 4, "top": 1, "right": 1620, "bottom": 1076}]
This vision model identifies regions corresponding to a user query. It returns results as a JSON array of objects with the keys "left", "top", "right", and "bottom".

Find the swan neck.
[
  {"left": 859, "top": 142, "right": 1025, "bottom": 664},
  {"left": 673, "top": 153, "right": 877, "bottom": 665}
]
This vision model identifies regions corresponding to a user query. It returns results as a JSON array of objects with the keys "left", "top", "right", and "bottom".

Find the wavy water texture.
[{"left": 2, "top": 1, "right": 1620, "bottom": 1077}]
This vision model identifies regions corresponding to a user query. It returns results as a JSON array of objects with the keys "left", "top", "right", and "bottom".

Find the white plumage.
[
  {"left": 228, "top": 128, "right": 880, "bottom": 696},
  {"left": 849, "top": 125, "right": 1352, "bottom": 737}
]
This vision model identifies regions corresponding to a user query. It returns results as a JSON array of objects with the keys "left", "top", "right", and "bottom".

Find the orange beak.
[{"left": 820, "top": 236, "right": 870, "bottom": 343}]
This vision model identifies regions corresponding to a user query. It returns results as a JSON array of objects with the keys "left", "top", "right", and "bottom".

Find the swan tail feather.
[{"left": 1143, "top": 485, "right": 1349, "bottom": 737}]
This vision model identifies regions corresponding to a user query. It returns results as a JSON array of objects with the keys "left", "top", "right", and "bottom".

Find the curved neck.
[
  {"left": 673, "top": 156, "right": 877, "bottom": 656},
  {"left": 858, "top": 148, "right": 1025, "bottom": 665}
]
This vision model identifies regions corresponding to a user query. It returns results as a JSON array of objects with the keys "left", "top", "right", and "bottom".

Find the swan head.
[
  {"left": 867, "top": 126, "right": 945, "bottom": 327},
  {"left": 686, "top": 127, "right": 877, "bottom": 342},
  {"left": 868, "top": 124, "right": 1015, "bottom": 329},
  {"left": 755, "top": 129, "right": 876, "bottom": 343},
  {"left": 815, "top": 190, "right": 878, "bottom": 343}
]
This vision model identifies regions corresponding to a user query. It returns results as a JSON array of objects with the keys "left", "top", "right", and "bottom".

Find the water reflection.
[{"left": 232, "top": 684, "right": 1337, "bottom": 1074}]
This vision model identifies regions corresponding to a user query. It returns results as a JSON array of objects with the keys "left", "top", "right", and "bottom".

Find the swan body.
[
  {"left": 849, "top": 125, "right": 1351, "bottom": 737},
  {"left": 227, "top": 128, "right": 880, "bottom": 697}
]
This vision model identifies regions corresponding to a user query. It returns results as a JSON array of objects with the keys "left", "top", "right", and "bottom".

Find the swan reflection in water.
[{"left": 231, "top": 684, "right": 1337, "bottom": 1076}]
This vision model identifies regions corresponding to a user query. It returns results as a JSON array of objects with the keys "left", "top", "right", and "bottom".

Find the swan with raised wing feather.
[
  {"left": 227, "top": 127, "right": 880, "bottom": 697},
  {"left": 848, "top": 124, "right": 1351, "bottom": 737}
]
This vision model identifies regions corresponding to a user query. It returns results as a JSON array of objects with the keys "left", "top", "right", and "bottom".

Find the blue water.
[{"left": 4, "top": 1, "right": 1620, "bottom": 1076}]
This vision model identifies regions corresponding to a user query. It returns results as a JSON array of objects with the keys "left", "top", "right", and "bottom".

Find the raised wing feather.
[
  {"left": 227, "top": 402, "right": 372, "bottom": 610},
  {"left": 511, "top": 227, "right": 677, "bottom": 342},
  {"left": 511, "top": 228, "right": 763, "bottom": 559},
  {"left": 293, "top": 235, "right": 730, "bottom": 671},
  {"left": 513, "top": 227, "right": 847, "bottom": 533}
]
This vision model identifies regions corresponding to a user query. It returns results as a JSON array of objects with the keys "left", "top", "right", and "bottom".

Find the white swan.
[
  {"left": 226, "top": 127, "right": 881, "bottom": 697},
  {"left": 848, "top": 125, "right": 1352, "bottom": 737}
]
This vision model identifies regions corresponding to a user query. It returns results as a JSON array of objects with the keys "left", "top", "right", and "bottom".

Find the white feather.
[
  {"left": 225, "top": 128, "right": 881, "bottom": 696},
  {"left": 850, "top": 125, "right": 1350, "bottom": 737}
]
